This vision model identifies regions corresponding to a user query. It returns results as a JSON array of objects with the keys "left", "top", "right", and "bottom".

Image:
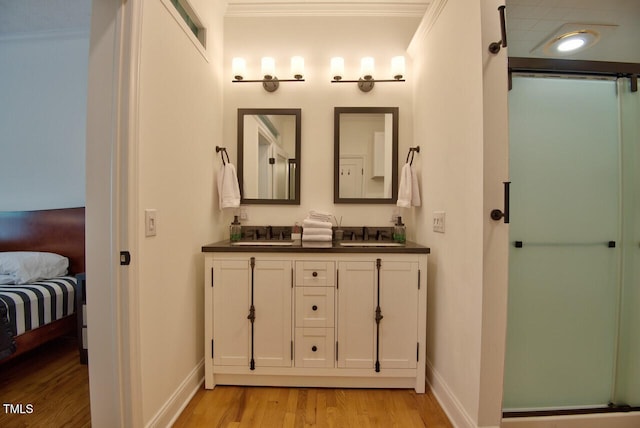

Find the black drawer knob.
[
  {"left": 312, "top": 271, "right": 318, "bottom": 277},
  {"left": 312, "top": 305, "right": 318, "bottom": 311},
  {"left": 312, "top": 346, "right": 317, "bottom": 352}
]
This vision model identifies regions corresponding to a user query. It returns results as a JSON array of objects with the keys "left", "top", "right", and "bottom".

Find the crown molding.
[
  {"left": 407, "top": 0, "right": 446, "bottom": 58},
  {"left": 225, "top": 1, "right": 430, "bottom": 18}
]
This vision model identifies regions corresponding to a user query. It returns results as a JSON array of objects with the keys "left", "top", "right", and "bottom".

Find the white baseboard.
[
  {"left": 145, "top": 359, "right": 205, "bottom": 428},
  {"left": 426, "top": 360, "right": 479, "bottom": 428}
]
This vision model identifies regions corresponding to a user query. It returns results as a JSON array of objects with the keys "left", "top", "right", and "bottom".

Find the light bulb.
[
  {"left": 391, "top": 56, "right": 405, "bottom": 80},
  {"left": 261, "top": 57, "right": 276, "bottom": 78},
  {"left": 360, "top": 57, "right": 375, "bottom": 79},
  {"left": 331, "top": 57, "right": 344, "bottom": 81},
  {"left": 232, "top": 57, "right": 246, "bottom": 80},
  {"left": 291, "top": 56, "right": 304, "bottom": 80}
]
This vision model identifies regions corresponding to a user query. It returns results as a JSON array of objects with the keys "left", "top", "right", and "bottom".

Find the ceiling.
[
  {"left": 1, "top": 0, "right": 638, "bottom": 64},
  {"left": 505, "top": 0, "right": 640, "bottom": 64}
]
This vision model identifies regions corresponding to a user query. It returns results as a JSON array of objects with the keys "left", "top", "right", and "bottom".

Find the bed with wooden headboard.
[{"left": 0, "top": 207, "right": 85, "bottom": 362}]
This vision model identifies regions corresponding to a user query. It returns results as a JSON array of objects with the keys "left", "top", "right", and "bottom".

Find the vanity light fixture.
[
  {"left": 232, "top": 56, "right": 305, "bottom": 92},
  {"left": 331, "top": 56, "right": 406, "bottom": 92}
]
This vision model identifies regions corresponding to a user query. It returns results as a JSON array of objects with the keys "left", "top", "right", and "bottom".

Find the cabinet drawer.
[
  {"left": 295, "top": 261, "right": 335, "bottom": 287},
  {"left": 295, "top": 328, "right": 335, "bottom": 368},
  {"left": 295, "top": 286, "right": 335, "bottom": 328}
]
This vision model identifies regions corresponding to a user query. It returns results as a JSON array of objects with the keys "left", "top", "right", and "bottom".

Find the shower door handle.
[{"left": 491, "top": 181, "right": 510, "bottom": 223}]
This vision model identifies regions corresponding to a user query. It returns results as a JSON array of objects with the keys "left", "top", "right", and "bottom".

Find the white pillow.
[
  {"left": 0, "top": 252, "right": 69, "bottom": 285},
  {"left": 0, "top": 274, "right": 14, "bottom": 285}
]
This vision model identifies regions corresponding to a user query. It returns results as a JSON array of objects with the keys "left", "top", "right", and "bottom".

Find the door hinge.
[{"left": 120, "top": 251, "right": 131, "bottom": 266}]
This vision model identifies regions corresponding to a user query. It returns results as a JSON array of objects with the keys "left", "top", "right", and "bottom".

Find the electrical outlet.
[
  {"left": 433, "top": 211, "right": 445, "bottom": 233},
  {"left": 145, "top": 209, "right": 157, "bottom": 237}
]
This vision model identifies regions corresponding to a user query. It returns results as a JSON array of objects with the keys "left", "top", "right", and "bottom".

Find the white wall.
[
  {"left": 223, "top": 15, "right": 419, "bottom": 228},
  {"left": 409, "top": 0, "right": 489, "bottom": 426},
  {"left": 134, "top": 0, "right": 224, "bottom": 425},
  {"left": 0, "top": 32, "right": 88, "bottom": 210}
]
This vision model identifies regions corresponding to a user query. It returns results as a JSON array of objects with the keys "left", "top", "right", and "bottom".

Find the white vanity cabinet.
[
  {"left": 203, "top": 249, "right": 428, "bottom": 393},
  {"left": 208, "top": 258, "right": 292, "bottom": 369},
  {"left": 337, "top": 260, "right": 419, "bottom": 370}
]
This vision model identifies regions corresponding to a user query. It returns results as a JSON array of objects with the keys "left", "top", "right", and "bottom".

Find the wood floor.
[
  {"left": 173, "top": 385, "right": 453, "bottom": 428},
  {"left": 0, "top": 336, "right": 90, "bottom": 428},
  {"left": 0, "top": 338, "right": 452, "bottom": 428}
]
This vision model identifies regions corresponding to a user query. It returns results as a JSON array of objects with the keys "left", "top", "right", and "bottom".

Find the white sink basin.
[
  {"left": 339, "top": 241, "right": 405, "bottom": 247},
  {"left": 231, "top": 240, "right": 294, "bottom": 246}
]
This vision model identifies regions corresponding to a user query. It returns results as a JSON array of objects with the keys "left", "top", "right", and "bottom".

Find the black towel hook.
[
  {"left": 406, "top": 146, "right": 420, "bottom": 166},
  {"left": 489, "top": 5, "right": 508, "bottom": 54},
  {"left": 216, "top": 146, "right": 230, "bottom": 165}
]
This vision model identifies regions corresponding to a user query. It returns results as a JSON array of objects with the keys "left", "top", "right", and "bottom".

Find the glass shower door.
[
  {"left": 504, "top": 76, "right": 621, "bottom": 411},
  {"left": 614, "top": 78, "right": 640, "bottom": 408}
]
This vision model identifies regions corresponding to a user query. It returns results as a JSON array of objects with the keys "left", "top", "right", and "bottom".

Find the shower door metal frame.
[{"left": 503, "top": 59, "right": 640, "bottom": 419}]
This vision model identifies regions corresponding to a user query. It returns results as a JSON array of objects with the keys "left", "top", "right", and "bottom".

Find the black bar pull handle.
[
  {"left": 489, "top": 5, "right": 507, "bottom": 54},
  {"left": 491, "top": 181, "right": 511, "bottom": 223}
]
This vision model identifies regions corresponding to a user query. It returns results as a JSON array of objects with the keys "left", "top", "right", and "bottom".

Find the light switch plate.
[
  {"left": 145, "top": 209, "right": 157, "bottom": 237},
  {"left": 239, "top": 207, "right": 248, "bottom": 221},
  {"left": 433, "top": 211, "right": 445, "bottom": 233}
]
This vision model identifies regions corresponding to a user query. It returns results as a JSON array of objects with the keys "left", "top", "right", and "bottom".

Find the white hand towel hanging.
[
  {"left": 397, "top": 162, "right": 420, "bottom": 208},
  {"left": 217, "top": 163, "right": 241, "bottom": 210},
  {"left": 410, "top": 163, "right": 421, "bottom": 207}
]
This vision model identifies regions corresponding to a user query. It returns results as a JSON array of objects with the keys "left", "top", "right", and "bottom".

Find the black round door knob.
[
  {"left": 312, "top": 305, "right": 318, "bottom": 311},
  {"left": 312, "top": 346, "right": 317, "bottom": 352},
  {"left": 312, "top": 271, "right": 318, "bottom": 277}
]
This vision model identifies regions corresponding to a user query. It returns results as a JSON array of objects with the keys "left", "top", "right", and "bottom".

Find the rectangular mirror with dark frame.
[
  {"left": 334, "top": 107, "right": 399, "bottom": 203},
  {"left": 237, "top": 108, "right": 301, "bottom": 204}
]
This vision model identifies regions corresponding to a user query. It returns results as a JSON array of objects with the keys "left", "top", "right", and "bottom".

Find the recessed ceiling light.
[
  {"left": 544, "top": 30, "right": 599, "bottom": 56},
  {"left": 556, "top": 36, "right": 586, "bottom": 52},
  {"left": 531, "top": 23, "right": 617, "bottom": 58}
]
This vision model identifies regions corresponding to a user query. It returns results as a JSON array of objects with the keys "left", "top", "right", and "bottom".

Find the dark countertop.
[{"left": 202, "top": 240, "right": 430, "bottom": 254}]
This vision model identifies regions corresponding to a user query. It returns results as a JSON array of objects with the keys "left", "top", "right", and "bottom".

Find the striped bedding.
[{"left": 0, "top": 276, "right": 76, "bottom": 337}]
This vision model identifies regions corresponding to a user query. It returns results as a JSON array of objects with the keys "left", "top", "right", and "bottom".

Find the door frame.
[{"left": 86, "top": 0, "right": 142, "bottom": 426}]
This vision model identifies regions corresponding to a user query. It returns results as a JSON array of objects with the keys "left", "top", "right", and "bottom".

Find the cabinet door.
[
  {"left": 253, "top": 259, "right": 292, "bottom": 367},
  {"left": 212, "top": 259, "right": 250, "bottom": 366},
  {"left": 336, "top": 261, "right": 376, "bottom": 368},
  {"left": 379, "top": 261, "right": 419, "bottom": 369}
]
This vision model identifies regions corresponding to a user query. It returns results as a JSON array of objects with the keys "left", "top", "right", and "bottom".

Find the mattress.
[{"left": 0, "top": 276, "right": 76, "bottom": 337}]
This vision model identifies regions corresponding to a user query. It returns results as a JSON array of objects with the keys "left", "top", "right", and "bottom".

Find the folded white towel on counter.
[
  {"left": 302, "top": 227, "right": 333, "bottom": 237},
  {"left": 217, "top": 163, "right": 241, "bottom": 210},
  {"left": 302, "top": 234, "right": 333, "bottom": 242},
  {"left": 302, "top": 218, "right": 333, "bottom": 229},
  {"left": 308, "top": 210, "right": 333, "bottom": 223},
  {"left": 397, "top": 162, "right": 421, "bottom": 208}
]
